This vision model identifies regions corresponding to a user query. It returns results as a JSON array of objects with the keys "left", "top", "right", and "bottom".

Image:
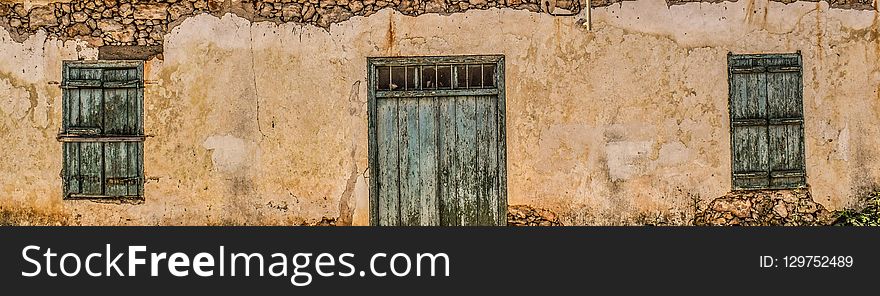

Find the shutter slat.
[
  {"left": 767, "top": 66, "right": 801, "bottom": 73},
  {"left": 768, "top": 118, "right": 803, "bottom": 125},
  {"left": 57, "top": 135, "right": 146, "bottom": 142},
  {"left": 62, "top": 79, "right": 103, "bottom": 88},
  {"left": 730, "top": 66, "right": 765, "bottom": 74},
  {"left": 731, "top": 119, "right": 768, "bottom": 126},
  {"left": 102, "top": 81, "right": 141, "bottom": 88}
]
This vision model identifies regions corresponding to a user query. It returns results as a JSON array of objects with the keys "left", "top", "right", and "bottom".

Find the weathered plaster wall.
[{"left": 1, "top": 0, "right": 878, "bottom": 225}]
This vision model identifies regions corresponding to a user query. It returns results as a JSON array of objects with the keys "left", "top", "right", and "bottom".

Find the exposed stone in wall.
[
  {"left": 770, "top": 0, "right": 875, "bottom": 10},
  {"left": 0, "top": 0, "right": 873, "bottom": 49},
  {"left": 694, "top": 189, "right": 836, "bottom": 226},
  {"left": 0, "top": 0, "right": 581, "bottom": 47},
  {"left": 0, "top": 0, "right": 201, "bottom": 46},
  {"left": 592, "top": 0, "right": 875, "bottom": 10},
  {"left": 507, "top": 205, "right": 563, "bottom": 226}
]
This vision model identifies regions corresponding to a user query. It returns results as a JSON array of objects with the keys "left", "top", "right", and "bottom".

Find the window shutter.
[
  {"left": 728, "top": 54, "right": 805, "bottom": 190},
  {"left": 101, "top": 67, "right": 144, "bottom": 197},
  {"left": 729, "top": 64, "right": 770, "bottom": 189},
  {"left": 61, "top": 62, "right": 144, "bottom": 200},
  {"left": 63, "top": 67, "right": 106, "bottom": 196},
  {"left": 765, "top": 56, "right": 806, "bottom": 188}
]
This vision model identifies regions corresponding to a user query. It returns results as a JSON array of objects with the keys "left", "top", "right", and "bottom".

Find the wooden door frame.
[{"left": 366, "top": 55, "right": 508, "bottom": 226}]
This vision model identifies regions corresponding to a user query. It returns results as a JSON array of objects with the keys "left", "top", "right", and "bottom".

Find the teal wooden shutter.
[
  {"left": 61, "top": 61, "right": 144, "bottom": 202},
  {"left": 765, "top": 56, "right": 806, "bottom": 188},
  {"left": 62, "top": 66, "right": 105, "bottom": 196},
  {"left": 368, "top": 56, "right": 507, "bottom": 226},
  {"left": 728, "top": 53, "right": 805, "bottom": 189}
]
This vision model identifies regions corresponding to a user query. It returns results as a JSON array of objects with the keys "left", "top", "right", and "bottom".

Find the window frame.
[
  {"left": 727, "top": 52, "right": 807, "bottom": 190},
  {"left": 60, "top": 60, "right": 145, "bottom": 203}
]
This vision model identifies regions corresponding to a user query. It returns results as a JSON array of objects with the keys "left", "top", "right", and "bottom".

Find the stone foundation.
[
  {"left": 694, "top": 189, "right": 836, "bottom": 226},
  {"left": 507, "top": 205, "right": 563, "bottom": 226}
]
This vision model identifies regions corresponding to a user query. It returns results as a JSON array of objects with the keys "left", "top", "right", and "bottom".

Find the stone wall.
[
  {"left": 1, "top": 0, "right": 873, "bottom": 48},
  {"left": 694, "top": 189, "right": 836, "bottom": 226},
  {"left": 592, "top": 0, "right": 875, "bottom": 9},
  {"left": 0, "top": 0, "right": 581, "bottom": 47}
]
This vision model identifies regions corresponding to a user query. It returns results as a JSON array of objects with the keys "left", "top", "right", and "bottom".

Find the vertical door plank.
[
  {"left": 398, "top": 97, "right": 421, "bottom": 225},
  {"left": 438, "top": 97, "right": 460, "bottom": 226},
  {"left": 418, "top": 97, "right": 440, "bottom": 225},
  {"left": 495, "top": 58, "right": 507, "bottom": 226},
  {"left": 483, "top": 95, "right": 500, "bottom": 225},
  {"left": 455, "top": 96, "right": 478, "bottom": 225},
  {"left": 377, "top": 98, "right": 400, "bottom": 225},
  {"left": 474, "top": 96, "right": 491, "bottom": 225}
]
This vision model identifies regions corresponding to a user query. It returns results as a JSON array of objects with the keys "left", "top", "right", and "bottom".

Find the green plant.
[{"left": 835, "top": 192, "right": 880, "bottom": 226}]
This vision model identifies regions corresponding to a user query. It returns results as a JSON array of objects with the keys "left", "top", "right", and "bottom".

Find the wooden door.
[{"left": 368, "top": 56, "right": 507, "bottom": 226}]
